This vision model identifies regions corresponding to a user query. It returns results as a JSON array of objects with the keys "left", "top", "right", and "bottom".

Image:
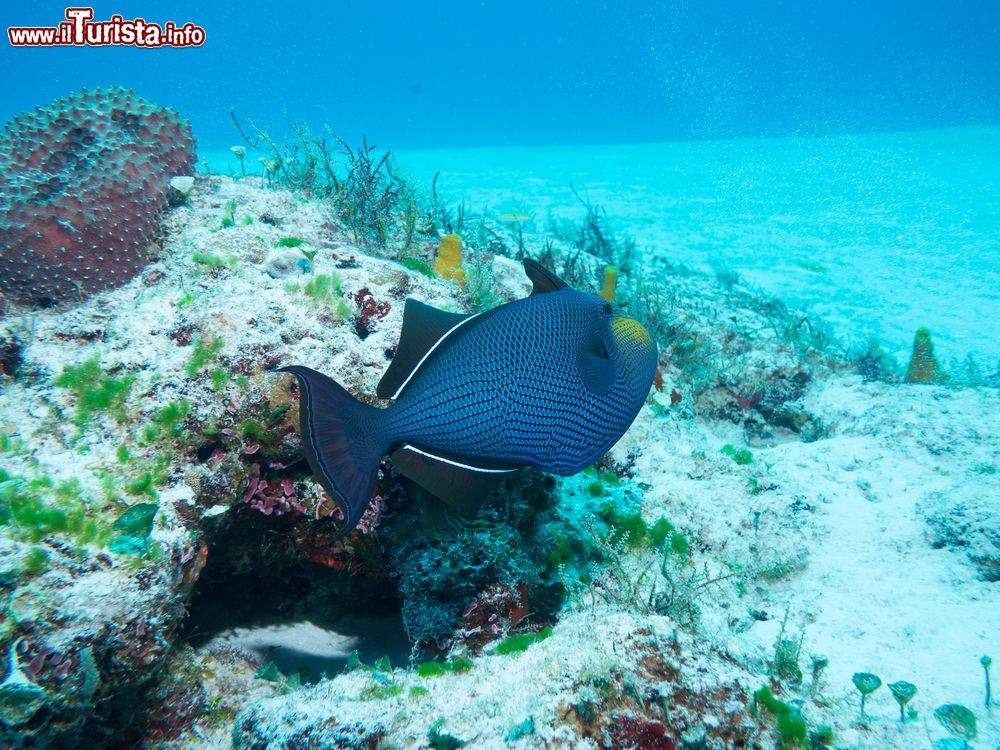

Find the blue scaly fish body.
[
  {"left": 281, "top": 259, "right": 657, "bottom": 534},
  {"left": 381, "top": 289, "right": 654, "bottom": 475}
]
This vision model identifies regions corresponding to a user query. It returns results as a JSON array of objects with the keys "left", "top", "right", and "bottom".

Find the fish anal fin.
[
  {"left": 391, "top": 446, "right": 514, "bottom": 517},
  {"left": 524, "top": 258, "right": 569, "bottom": 294},
  {"left": 377, "top": 299, "right": 473, "bottom": 399}
]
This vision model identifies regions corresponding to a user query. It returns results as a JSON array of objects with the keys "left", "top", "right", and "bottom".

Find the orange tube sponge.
[
  {"left": 905, "top": 327, "right": 941, "bottom": 383},
  {"left": 434, "top": 234, "right": 465, "bottom": 282}
]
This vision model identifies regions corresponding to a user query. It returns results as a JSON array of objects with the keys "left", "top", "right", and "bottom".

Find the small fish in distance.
[{"left": 280, "top": 258, "right": 658, "bottom": 535}]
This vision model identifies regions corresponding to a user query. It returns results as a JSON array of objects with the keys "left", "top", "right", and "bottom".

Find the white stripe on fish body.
[{"left": 400, "top": 444, "right": 517, "bottom": 474}]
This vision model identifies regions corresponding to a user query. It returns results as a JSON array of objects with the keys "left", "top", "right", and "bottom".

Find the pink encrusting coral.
[{"left": 0, "top": 86, "right": 196, "bottom": 307}]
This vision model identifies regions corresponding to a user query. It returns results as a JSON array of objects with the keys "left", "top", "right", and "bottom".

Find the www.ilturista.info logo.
[{"left": 7, "top": 7, "right": 206, "bottom": 48}]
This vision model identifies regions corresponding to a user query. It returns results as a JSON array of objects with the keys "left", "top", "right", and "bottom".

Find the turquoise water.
[
  {"left": 397, "top": 127, "right": 1000, "bottom": 364},
  {"left": 5, "top": 1, "right": 998, "bottom": 365},
  {"left": 206, "top": 125, "right": 1000, "bottom": 364}
]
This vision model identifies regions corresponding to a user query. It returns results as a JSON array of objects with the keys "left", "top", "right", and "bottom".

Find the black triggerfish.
[{"left": 281, "top": 259, "right": 657, "bottom": 535}]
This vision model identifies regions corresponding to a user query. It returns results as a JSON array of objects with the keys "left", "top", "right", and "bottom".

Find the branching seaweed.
[
  {"left": 329, "top": 133, "right": 412, "bottom": 251},
  {"left": 232, "top": 110, "right": 422, "bottom": 252},
  {"left": 547, "top": 184, "right": 637, "bottom": 281},
  {"left": 231, "top": 110, "right": 338, "bottom": 196},
  {"left": 581, "top": 518, "right": 736, "bottom": 627}
]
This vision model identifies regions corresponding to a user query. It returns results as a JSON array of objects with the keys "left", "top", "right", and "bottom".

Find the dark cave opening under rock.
[
  {"left": 178, "top": 504, "right": 410, "bottom": 680},
  {"left": 177, "top": 459, "right": 567, "bottom": 690}
]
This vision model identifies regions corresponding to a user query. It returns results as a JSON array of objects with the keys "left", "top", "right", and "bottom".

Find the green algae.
[
  {"left": 753, "top": 685, "right": 809, "bottom": 748},
  {"left": 176, "top": 292, "right": 197, "bottom": 309},
  {"left": 934, "top": 703, "right": 977, "bottom": 742},
  {"left": 401, "top": 257, "right": 434, "bottom": 277},
  {"left": 22, "top": 546, "right": 49, "bottom": 576},
  {"left": 302, "top": 273, "right": 344, "bottom": 304},
  {"left": 53, "top": 357, "right": 134, "bottom": 428},
  {"left": 416, "top": 662, "right": 448, "bottom": 678},
  {"left": 599, "top": 503, "right": 689, "bottom": 556},
  {"left": 239, "top": 418, "right": 277, "bottom": 445},
  {"left": 721, "top": 444, "right": 754, "bottom": 465},
  {"left": 186, "top": 335, "right": 224, "bottom": 378},
  {"left": 192, "top": 251, "right": 237, "bottom": 269},
  {"left": 888, "top": 680, "right": 917, "bottom": 721},
  {"left": 852, "top": 672, "right": 882, "bottom": 718},
  {"left": 0, "top": 470, "right": 113, "bottom": 548},
  {"left": 273, "top": 236, "right": 306, "bottom": 248},
  {"left": 113, "top": 503, "right": 158, "bottom": 536},
  {"left": 416, "top": 657, "right": 473, "bottom": 678},
  {"left": 363, "top": 683, "right": 404, "bottom": 700},
  {"left": 220, "top": 199, "right": 237, "bottom": 228},
  {"left": 126, "top": 472, "right": 159, "bottom": 498},
  {"left": 210, "top": 367, "right": 231, "bottom": 392},
  {"left": 144, "top": 400, "right": 190, "bottom": 442},
  {"left": 495, "top": 626, "right": 553, "bottom": 655},
  {"left": 2, "top": 482, "right": 70, "bottom": 542}
]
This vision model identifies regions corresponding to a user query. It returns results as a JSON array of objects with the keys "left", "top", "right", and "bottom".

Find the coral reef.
[
  {"left": 0, "top": 162, "right": 996, "bottom": 749},
  {"left": 379, "top": 468, "right": 559, "bottom": 650},
  {"left": 0, "top": 87, "right": 196, "bottom": 307}
]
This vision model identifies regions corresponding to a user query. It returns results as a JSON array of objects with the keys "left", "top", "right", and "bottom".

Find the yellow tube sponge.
[
  {"left": 599, "top": 266, "right": 617, "bottom": 303},
  {"left": 434, "top": 234, "right": 464, "bottom": 282},
  {"left": 905, "top": 327, "right": 941, "bottom": 383}
]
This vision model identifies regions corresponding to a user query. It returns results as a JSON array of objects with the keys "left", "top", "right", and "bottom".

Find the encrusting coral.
[{"left": 0, "top": 86, "right": 196, "bottom": 307}]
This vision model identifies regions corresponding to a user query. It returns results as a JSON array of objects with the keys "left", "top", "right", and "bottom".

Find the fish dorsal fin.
[
  {"left": 377, "top": 299, "right": 475, "bottom": 399},
  {"left": 391, "top": 445, "right": 517, "bottom": 517},
  {"left": 524, "top": 258, "right": 569, "bottom": 294},
  {"left": 578, "top": 334, "right": 616, "bottom": 397}
]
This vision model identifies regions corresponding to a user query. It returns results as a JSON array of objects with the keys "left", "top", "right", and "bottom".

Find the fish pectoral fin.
[
  {"left": 377, "top": 299, "right": 475, "bottom": 399},
  {"left": 524, "top": 258, "right": 569, "bottom": 294},
  {"left": 390, "top": 445, "right": 516, "bottom": 517},
  {"left": 578, "top": 339, "right": 616, "bottom": 397}
]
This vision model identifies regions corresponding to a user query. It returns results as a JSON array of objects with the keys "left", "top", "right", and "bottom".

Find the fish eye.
[{"left": 602, "top": 303, "right": 613, "bottom": 316}]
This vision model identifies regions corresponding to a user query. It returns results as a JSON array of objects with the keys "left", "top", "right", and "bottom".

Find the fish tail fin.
[{"left": 279, "top": 366, "right": 389, "bottom": 536}]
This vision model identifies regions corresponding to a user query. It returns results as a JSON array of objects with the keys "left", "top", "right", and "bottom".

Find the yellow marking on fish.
[{"left": 611, "top": 316, "right": 652, "bottom": 361}]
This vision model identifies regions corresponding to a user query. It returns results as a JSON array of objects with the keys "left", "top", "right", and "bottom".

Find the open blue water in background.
[{"left": 3, "top": 0, "right": 998, "bottom": 364}]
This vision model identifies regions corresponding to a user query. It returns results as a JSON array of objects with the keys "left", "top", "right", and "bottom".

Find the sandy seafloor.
[{"left": 0, "top": 134, "right": 997, "bottom": 749}]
